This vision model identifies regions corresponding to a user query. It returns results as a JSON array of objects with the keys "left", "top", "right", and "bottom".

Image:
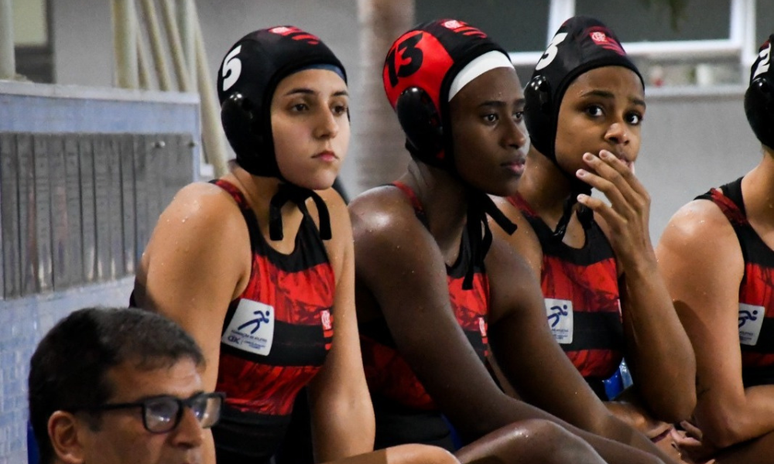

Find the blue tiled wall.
[{"left": 0, "top": 82, "right": 200, "bottom": 463}]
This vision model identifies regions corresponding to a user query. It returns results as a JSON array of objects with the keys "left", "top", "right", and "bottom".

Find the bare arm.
[
  {"left": 657, "top": 199, "right": 774, "bottom": 450},
  {"left": 309, "top": 189, "right": 375, "bottom": 462},
  {"left": 351, "top": 191, "right": 665, "bottom": 464},
  {"left": 486, "top": 238, "right": 671, "bottom": 463},
  {"left": 578, "top": 151, "right": 696, "bottom": 422},
  {"left": 351, "top": 191, "right": 522, "bottom": 440},
  {"left": 135, "top": 182, "right": 251, "bottom": 464},
  {"left": 492, "top": 195, "right": 676, "bottom": 441}
]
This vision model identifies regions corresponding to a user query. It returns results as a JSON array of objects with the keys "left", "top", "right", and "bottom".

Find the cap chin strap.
[
  {"left": 552, "top": 188, "right": 593, "bottom": 242},
  {"left": 541, "top": 149, "right": 594, "bottom": 242},
  {"left": 464, "top": 190, "right": 517, "bottom": 290},
  {"left": 269, "top": 183, "right": 332, "bottom": 241}
]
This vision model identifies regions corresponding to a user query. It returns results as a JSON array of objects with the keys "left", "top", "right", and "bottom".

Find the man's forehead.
[{"left": 106, "top": 357, "right": 203, "bottom": 401}]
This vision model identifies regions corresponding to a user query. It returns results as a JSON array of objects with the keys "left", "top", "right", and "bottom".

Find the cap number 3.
[
  {"left": 535, "top": 32, "right": 568, "bottom": 71},
  {"left": 222, "top": 45, "right": 243, "bottom": 92}
]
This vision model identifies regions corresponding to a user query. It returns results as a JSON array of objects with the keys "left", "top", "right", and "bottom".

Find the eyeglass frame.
[{"left": 66, "top": 391, "right": 226, "bottom": 434}]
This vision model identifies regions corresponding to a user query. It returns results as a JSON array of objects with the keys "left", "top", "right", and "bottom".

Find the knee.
[
  {"left": 471, "top": 419, "right": 603, "bottom": 464},
  {"left": 386, "top": 444, "right": 459, "bottom": 464}
]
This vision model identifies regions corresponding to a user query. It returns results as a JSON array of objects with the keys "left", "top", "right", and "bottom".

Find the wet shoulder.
[
  {"left": 149, "top": 182, "right": 249, "bottom": 252},
  {"left": 657, "top": 198, "right": 743, "bottom": 284},
  {"left": 662, "top": 198, "right": 737, "bottom": 249},
  {"left": 349, "top": 185, "right": 423, "bottom": 237}
]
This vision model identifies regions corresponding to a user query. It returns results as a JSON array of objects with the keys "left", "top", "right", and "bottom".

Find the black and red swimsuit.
[
  {"left": 210, "top": 180, "right": 335, "bottom": 463},
  {"left": 508, "top": 193, "right": 623, "bottom": 399},
  {"left": 697, "top": 178, "right": 774, "bottom": 387},
  {"left": 359, "top": 182, "right": 490, "bottom": 450}
]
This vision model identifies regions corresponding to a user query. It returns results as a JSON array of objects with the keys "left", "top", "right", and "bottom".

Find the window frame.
[{"left": 508, "top": 0, "right": 759, "bottom": 69}]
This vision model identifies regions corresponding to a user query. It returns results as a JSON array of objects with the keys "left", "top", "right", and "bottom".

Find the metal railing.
[
  {"left": 0, "top": 0, "right": 16, "bottom": 80},
  {"left": 112, "top": 0, "right": 228, "bottom": 177}
]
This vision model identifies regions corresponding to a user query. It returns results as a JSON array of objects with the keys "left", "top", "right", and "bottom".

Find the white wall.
[{"left": 636, "top": 86, "right": 760, "bottom": 241}]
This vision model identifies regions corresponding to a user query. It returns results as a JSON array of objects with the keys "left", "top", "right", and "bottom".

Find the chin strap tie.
[
  {"left": 551, "top": 189, "right": 593, "bottom": 242},
  {"left": 269, "top": 183, "right": 332, "bottom": 241},
  {"left": 463, "top": 191, "right": 517, "bottom": 290}
]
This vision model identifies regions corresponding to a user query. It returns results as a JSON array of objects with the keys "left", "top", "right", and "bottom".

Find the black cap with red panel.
[
  {"left": 383, "top": 19, "right": 508, "bottom": 171},
  {"left": 383, "top": 19, "right": 518, "bottom": 289}
]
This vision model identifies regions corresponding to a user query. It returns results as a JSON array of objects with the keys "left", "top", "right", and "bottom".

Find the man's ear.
[{"left": 48, "top": 411, "right": 87, "bottom": 464}]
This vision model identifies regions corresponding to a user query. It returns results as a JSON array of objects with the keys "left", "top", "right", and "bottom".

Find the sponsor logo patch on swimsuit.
[
  {"left": 321, "top": 309, "right": 332, "bottom": 331},
  {"left": 478, "top": 317, "right": 487, "bottom": 338},
  {"left": 545, "top": 298, "right": 573, "bottom": 344},
  {"left": 739, "top": 303, "right": 765, "bottom": 346},
  {"left": 221, "top": 299, "right": 275, "bottom": 356}
]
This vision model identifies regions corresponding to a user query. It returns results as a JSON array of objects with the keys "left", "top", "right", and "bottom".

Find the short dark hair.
[{"left": 28, "top": 307, "right": 205, "bottom": 464}]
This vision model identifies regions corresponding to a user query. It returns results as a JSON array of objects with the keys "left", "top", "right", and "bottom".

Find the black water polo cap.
[
  {"left": 524, "top": 15, "right": 643, "bottom": 163},
  {"left": 745, "top": 34, "right": 774, "bottom": 151},
  {"left": 217, "top": 26, "right": 347, "bottom": 179},
  {"left": 523, "top": 16, "right": 643, "bottom": 241}
]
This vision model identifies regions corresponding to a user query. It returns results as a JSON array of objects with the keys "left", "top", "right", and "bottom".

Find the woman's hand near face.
[
  {"left": 576, "top": 151, "right": 696, "bottom": 423},
  {"left": 575, "top": 150, "right": 651, "bottom": 269}
]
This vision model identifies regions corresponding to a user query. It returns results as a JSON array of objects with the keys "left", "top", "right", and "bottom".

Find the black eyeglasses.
[{"left": 69, "top": 392, "right": 225, "bottom": 434}]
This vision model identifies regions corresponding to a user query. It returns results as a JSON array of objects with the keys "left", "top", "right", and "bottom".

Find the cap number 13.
[{"left": 386, "top": 34, "right": 424, "bottom": 87}]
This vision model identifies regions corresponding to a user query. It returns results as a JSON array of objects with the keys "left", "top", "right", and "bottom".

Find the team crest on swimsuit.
[
  {"left": 545, "top": 298, "right": 573, "bottom": 344},
  {"left": 221, "top": 299, "right": 275, "bottom": 356}
]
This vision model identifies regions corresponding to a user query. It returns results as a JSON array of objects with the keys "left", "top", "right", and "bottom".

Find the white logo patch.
[
  {"left": 739, "top": 303, "right": 766, "bottom": 346},
  {"left": 545, "top": 298, "right": 573, "bottom": 344},
  {"left": 478, "top": 317, "right": 487, "bottom": 338},
  {"left": 221, "top": 299, "right": 275, "bottom": 356},
  {"left": 321, "top": 309, "right": 332, "bottom": 331}
]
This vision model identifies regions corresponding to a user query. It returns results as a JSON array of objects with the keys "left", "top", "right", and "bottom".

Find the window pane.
[
  {"left": 416, "top": 0, "right": 549, "bottom": 52},
  {"left": 13, "top": 0, "right": 48, "bottom": 46},
  {"left": 576, "top": 0, "right": 731, "bottom": 42}
]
